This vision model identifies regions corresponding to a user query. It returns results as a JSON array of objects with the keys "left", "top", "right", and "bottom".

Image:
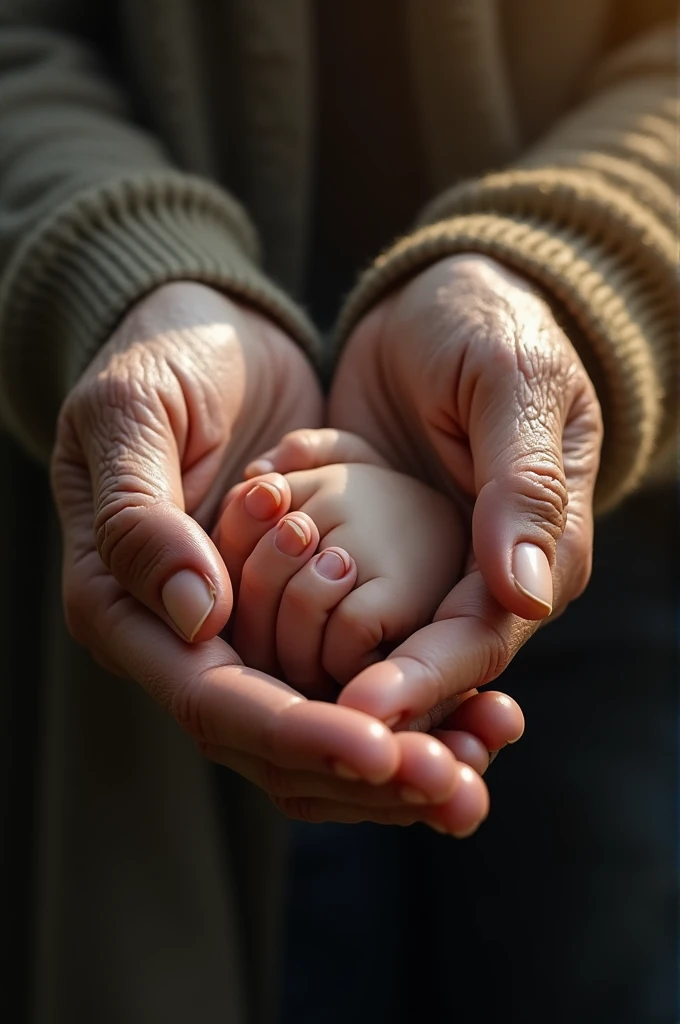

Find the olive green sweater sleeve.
[
  {"left": 0, "top": 15, "right": 318, "bottom": 461},
  {"left": 338, "top": 22, "right": 677, "bottom": 512}
]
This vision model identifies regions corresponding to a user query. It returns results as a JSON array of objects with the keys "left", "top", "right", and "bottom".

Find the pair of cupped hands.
[{"left": 51, "top": 254, "right": 602, "bottom": 837}]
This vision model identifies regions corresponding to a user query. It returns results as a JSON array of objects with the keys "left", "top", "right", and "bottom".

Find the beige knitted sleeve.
[
  {"left": 338, "top": 22, "right": 677, "bottom": 512},
  {"left": 0, "top": 12, "right": 318, "bottom": 462}
]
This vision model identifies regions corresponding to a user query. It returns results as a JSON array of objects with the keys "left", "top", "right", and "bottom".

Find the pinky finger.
[
  {"left": 441, "top": 690, "right": 525, "bottom": 752},
  {"left": 277, "top": 547, "right": 358, "bottom": 697}
]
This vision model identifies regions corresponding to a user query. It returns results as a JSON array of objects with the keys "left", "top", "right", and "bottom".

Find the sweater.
[
  {"left": 0, "top": 0, "right": 676, "bottom": 509},
  {"left": 0, "top": 3, "right": 676, "bottom": 1022}
]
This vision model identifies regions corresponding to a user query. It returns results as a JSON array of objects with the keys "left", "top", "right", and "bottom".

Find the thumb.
[
  {"left": 59, "top": 384, "right": 233, "bottom": 643},
  {"left": 467, "top": 360, "right": 571, "bottom": 621}
]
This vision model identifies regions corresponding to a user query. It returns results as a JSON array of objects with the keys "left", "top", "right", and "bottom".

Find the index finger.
[
  {"left": 101, "top": 586, "right": 400, "bottom": 785},
  {"left": 338, "top": 571, "right": 535, "bottom": 726}
]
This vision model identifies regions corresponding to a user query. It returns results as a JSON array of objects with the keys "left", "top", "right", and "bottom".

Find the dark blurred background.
[{"left": 280, "top": 483, "right": 678, "bottom": 1024}]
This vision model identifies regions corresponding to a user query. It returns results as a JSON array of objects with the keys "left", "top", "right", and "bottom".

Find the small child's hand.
[{"left": 214, "top": 430, "right": 466, "bottom": 698}]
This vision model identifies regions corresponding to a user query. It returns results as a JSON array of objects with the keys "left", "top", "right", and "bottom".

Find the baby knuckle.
[
  {"left": 335, "top": 604, "right": 383, "bottom": 654},
  {"left": 279, "top": 430, "right": 317, "bottom": 467},
  {"left": 238, "top": 563, "right": 268, "bottom": 602},
  {"left": 281, "top": 579, "right": 316, "bottom": 617}
]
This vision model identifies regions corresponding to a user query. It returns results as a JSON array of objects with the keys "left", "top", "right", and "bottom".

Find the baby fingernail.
[
  {"left": 400, "top": 786, "right": 429, "bottom": 805},
  {"left": 429, "top": 822, "right": 449, "bottom": 835},
  {"left": 162, "top": 570, "right": 216, "bottom": 641},
  {"left": 512, "top": 543, "right": 553, "bottom": 614},
  {"left": 275, "top": 516, "right": 311, "bottom": 556},
  {"left": 314, "top": 549, "right": 349, "bottom": 581},
  {"left": 333, "top": 761, "right": 362, "bottom": 781},
  {"left": 244, "top": 481, "right": 281, "bottom": 520}
]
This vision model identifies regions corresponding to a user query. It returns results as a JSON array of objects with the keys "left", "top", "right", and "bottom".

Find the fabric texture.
[{"left": 0, "top": 2, "right": 676, "bottom": 1022}]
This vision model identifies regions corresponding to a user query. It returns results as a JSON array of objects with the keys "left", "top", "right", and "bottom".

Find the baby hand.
[{"left": 214, "top": 430, "right": 466, "bottom": 700}]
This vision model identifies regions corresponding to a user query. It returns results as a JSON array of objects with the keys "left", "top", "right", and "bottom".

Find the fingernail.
[
  {"left": 332, "top": 760, "right": 362, "bottom": 781},
  {"left": 429, "top": 822, "right": 449, "bottom": 835},
  {"left": 400, "top": 786, "right": 429, "bottom": 805},
  {"left": 512, "top": 542, "right": 553, "bottom": 614},
  {"left": 245, "top": 458, "right": 275, "bottom": 478},
  {"left": 244, "top": 481, "right": 281, "bottom": 521},
  {"left": 384, "top": 713, "right": 404, "bottom": 730},
  {"left": 162, "top": 570, "right": 216, "bottom": 641},
  {"left": 488, "top": 750, "right": 499, "bottom": 765},
  {"left": 314, "top": 549, "right": 349, "bottom": 581},
  {"left": 275, "top": 516, "right": 311, "bottom": 556}
]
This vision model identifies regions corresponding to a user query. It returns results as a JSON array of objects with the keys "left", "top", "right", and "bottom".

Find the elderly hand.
[
  {"left": 327, "top": 254, "right": 603, "bottom": 726},
  {"left": 49, "top": 280, "right": 518, "bottom": 834}
]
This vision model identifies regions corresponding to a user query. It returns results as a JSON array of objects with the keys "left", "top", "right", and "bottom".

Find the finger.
[
  {"left": 217, "top": 713, "right": 466, "bottom": 808},
  {"left": 244, "top": 427, "right": 389, "bottom": 478},
  {"left": 390, "top": 731, "right": 461, "bottom": 805},
  {"left": 86, "top": 572, "right": 401, "bottom": 784},
  {"left": 232, "top": 512, "right": 320, "bottom": 674},
  {"left": 440, "top": 690, "right": 525, "bottom": 751},
  {"left": 276, "top": 547, "right": 358, "bottom": 697},
  {"left": 394, "top": 688, "right": 523, "bottom": 775},
  {"left": 213, "top": 748, "right": 451, "bottom": 808},
  {"left": 450, "top": 323, "right": 593, "bottom": 620},
  {"left": 338, "top": 571, "right": 534, "bottom": 726},
  {"left": 277, "top": 762, "right": 489, "bottom": 837},
  {"left": 322, "top": 578, "right": 408, "bottom": 686},
  {"left": 426, "top": 764, "right": 490, "bottom": 838},
  {"left": 472, "top": 367, "right": 601, "bottom": 621},
  {"left": 213, "top": 473, "right": 292, "bottom": 595},
  {"left": 53, "top": 398, "right": 233, "bottom": 645}
]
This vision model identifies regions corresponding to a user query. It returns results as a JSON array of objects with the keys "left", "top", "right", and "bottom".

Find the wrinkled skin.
[
  {"left": 325, "top": 255, "right": 603, "bottom": 727},
  {"left": 50, "top": 281, "right": 524, "bottom": 834}
]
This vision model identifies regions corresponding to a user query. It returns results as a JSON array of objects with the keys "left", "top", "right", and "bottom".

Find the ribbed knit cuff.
[
  {"left": 336, "top": 170, "right": 677, "bottom": 513},
  {"left": 0, "top": 171, "right": 320, "bottom": 461}
]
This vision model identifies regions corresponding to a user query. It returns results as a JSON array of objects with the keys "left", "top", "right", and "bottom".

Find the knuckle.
[
  {"left": 334, "top": 602, "right": 383, "bottom": 654},
  {"left": 508, "top": 463, "right": 568, "bottom": 539},
  {"left": 400, "top": 651, "right": 451, "bottom": 708},
  {"left": 95, "top": 503, "right": 168, "bottom": 583},
  {"left": 282, "top": 578, "right": 315, "bottom": 616},
  {"left": 478, "top": 624, "right": 515, "bottom": 683},
  {"left": 239, "top": 560, "right": 273, "bottom": 602},
  {"left": 279, "top": 430, "right": 317, "bottom": 468},
  {"left": 476, "top": 617, "right": 534, "bottom": 685}
]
